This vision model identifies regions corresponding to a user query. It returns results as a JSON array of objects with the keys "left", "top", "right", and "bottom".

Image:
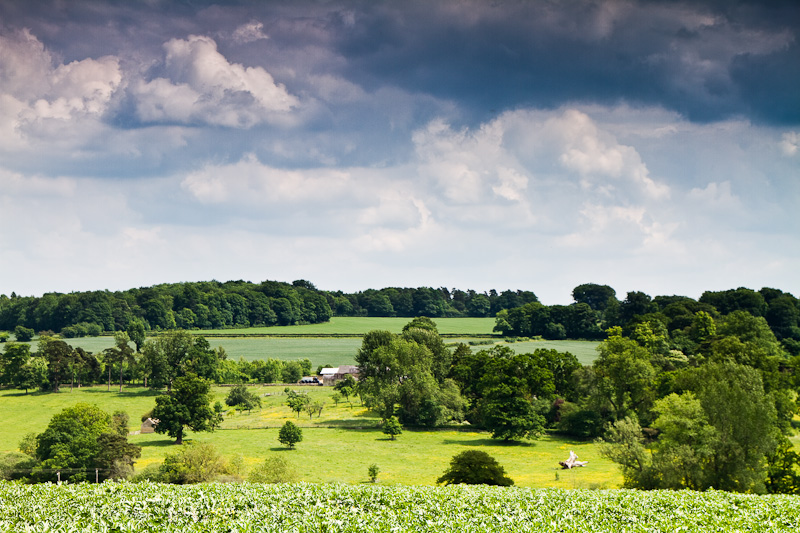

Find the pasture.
[
  {"left": 1, "top": 317, "right": 606, "bottom": 488},
  {"left": 0, "top": 384, "right": 620, "bottom": 489}
]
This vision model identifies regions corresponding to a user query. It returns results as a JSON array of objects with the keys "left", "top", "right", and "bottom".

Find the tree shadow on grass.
[
  {"left": 0, "top": 390, "right": 50, "bottom": 397},
  {"left": 441, "top": 438, "right": 535, "bottom": 448},
  {"left": 269, "top": 447, "right": 297, "bottom": 452},
  {"left": 80, "top": 387, "right": 162, "bottom": 398},
  {"left": 138, "top": 439, "right": 180, "bottom": 448},
  {"left": 315, "top": 419, "right": 381, "bottom": 428}
]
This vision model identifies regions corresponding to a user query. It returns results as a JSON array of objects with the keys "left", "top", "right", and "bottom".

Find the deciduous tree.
[
  {"left": 437, "top": 450, "right": 513, "bottom": 486},
  {"left": 152, "top": 373, "right": 221, "bottom": 445},
  {"left": 278, "top": 421, "right": 302, "bottom": 449}
]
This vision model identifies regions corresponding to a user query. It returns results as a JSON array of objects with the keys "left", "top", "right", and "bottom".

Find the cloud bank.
[{"left": 0, "top": 0, "right": 798, "bottom": 303}]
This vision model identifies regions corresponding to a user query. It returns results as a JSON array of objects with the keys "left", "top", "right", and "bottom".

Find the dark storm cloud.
[{"left": 324, "top": 0, "right": 800, "bottom": 124}]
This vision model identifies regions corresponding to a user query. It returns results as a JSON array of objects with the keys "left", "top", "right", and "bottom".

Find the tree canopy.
[
  {"left": 151, "top": 373, "right": 221, "bottom": 445},
  {"left": 437, "top": 450, "right": 514, "bottom": 486}
]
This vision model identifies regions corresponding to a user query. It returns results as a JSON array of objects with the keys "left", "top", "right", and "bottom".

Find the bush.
[
  {"left": 437, "top": 450, "right": 514, "bottom": 486},
  {"left": 382, "top": 416, "right": 403, "bottom": 440},
  {"left": 278, "top": 421, "right": 303, "bottom": 449},
  {"left": 368, "top": 464, "right": 380, "bottom": 483},
  {"left": 159, "top": 442, "right": 225, "bottom": 484},
  {"left": 0, "top": 332, "right": 9, "bottom": 343},
  {"left": 248, "top": 456, "right": 298, "bottom": 483},
  {"left": 225, "top": 384, "right": 262, "bottom": 412},
  {"left": 130, "top": 463, "right": 163, "bottom": 482},
  {"left": 14, "top": 326, "right": 34, "bottom": 342},
  {"left": 0, "top": 452, "right": 36, "bottom": 481}
]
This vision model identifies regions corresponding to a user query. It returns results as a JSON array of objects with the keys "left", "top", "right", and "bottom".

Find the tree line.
[
  {"left": 0, "top": 279, "right": 540, "bottom": 337},
  {"left": 495, "top": 284, "right": 800, "bottom": 355},
  {"left": 0, "top": 330, "right": 316, "bottom": 394}
]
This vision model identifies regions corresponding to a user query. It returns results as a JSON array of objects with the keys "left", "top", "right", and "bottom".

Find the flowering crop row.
[{"left": 0, "top": 481, "right": 798, "bottom": 532}]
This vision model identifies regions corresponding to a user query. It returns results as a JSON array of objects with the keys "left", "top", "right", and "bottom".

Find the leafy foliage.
[
  {"left": 158, "top": 442, "right": 226, "bottom": 484},
  {"left": 248, "top": 456, "right": 299, "bottom": 483},
  {"left": 29, "top": 403, "right": 141, "bottom": 482},
  {"left": 368, "top": 463, "right": 380, "bottom": 483},
  {"left": 225, "top": 384, "right": 262, "bottom": 412},
  {"left": 356, "top": 321, "right": 465, "bottom": 427},
  {"left": 382, "top": 416, "right": 403, "bottom": 440},
  {"left": 278, "top": 421, "right": 302, "bottom": 448},
  {"left": 437, "top": 450, "right": 514, "bottom": 486},
  {"left": 1, "top": 483, "right": 798, "bottom": 531},
  {"left": 151, "top": 373, "right": 221, "bottom": 444}
]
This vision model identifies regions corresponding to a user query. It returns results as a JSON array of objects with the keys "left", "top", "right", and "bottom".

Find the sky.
[{"left": 0, "top": 0, "right": 798, "bottom": 305}]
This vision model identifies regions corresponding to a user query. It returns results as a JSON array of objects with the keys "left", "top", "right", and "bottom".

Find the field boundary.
[{"left": 180, "top": 333, "right": 501, "bottom": 338}]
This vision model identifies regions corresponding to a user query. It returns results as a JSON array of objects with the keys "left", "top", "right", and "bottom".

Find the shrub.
[
  {"left": 382, "top": 416, "right": 403, "bottom": 440},
  {"left": 437, "top": 450, "right": 514, "bottom": 486},
  {"left": 248, "top": 456, "right": 298, "bottom": 483},
  {"left": 368, "top": 464, "right": 380, "bottom": 483},
  {"left": 0, "top": 332, "right": 9, "bottom": 343},
  {"left": 0, "top": 452, "right": 36, "bottom": 481},
  {"left": 14, "top": 326, "right": 34, "bottom": 342},
  {"left": 159, "top": 442, "right": 225, "bottom": 484},
  {"left": 225, "top": 384, "right": 262, "bottom": 412}
]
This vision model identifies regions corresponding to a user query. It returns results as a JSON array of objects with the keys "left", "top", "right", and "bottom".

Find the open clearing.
[
  {"left": 2, "top": 318, "right": 605, "bottom": 487},
  {"left": 1, "top": 384, "right": 619, "bottom": 489}
]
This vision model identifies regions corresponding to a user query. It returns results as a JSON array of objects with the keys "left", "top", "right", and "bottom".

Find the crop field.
[
  {"left": 10, "top": 317, "right": 600, "bottom": 366},
  {"left": 1, "top": 481, "right": 798, "bottom": 532},
  {"left": 0, "top": 385, "right": 621, "bottom": 489},
  {"left": 194, "top": 317, "right": 498, "bottom": 336},
  {"left": 501, "top": 339, "right": 601, "bottom": 365}
]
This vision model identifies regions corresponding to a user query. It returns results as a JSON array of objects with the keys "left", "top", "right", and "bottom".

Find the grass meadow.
[
  {"left": 11, "top": 317, "right": 600, "bottom": 366},
  {"left": 2, "top": 317, "right": 607, "bottom": 488},
  {"left": 0, "top": 384, "right": 620, "bottom": 489}
]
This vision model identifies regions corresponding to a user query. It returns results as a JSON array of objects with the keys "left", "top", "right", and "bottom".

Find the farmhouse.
[{"left": 321, "top": 365, "right": 359, "bottom": 386}]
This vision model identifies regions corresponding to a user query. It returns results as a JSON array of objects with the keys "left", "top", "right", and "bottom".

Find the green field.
[
  {"left": 11, "top": 317, "right": 600, "bottom": 367},
  {"left": 0, "top": 385, "right": 620, "bottom": 489},
  {"left": 2, "top": 482, "right": 798, "bottom": 532},
  {"left": 193, "top": 317, "right": 498, "bottom": 336},
  {"left": 1, "top": 317, "right": 606, "bottom": 488},
  {"left": 52, "top": 336, "right": 365, "bottom": 367},
  {"left": 501, "top": 339, "right": 600, "bottom": 365}
]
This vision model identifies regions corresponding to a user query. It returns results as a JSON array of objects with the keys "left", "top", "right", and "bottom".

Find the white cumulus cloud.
[
  {"left": 0, "top": 29, "right": 121, "bottom": 148},
  {"left": 134, "top": 35, "right": 298, "bottom": 128}
]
